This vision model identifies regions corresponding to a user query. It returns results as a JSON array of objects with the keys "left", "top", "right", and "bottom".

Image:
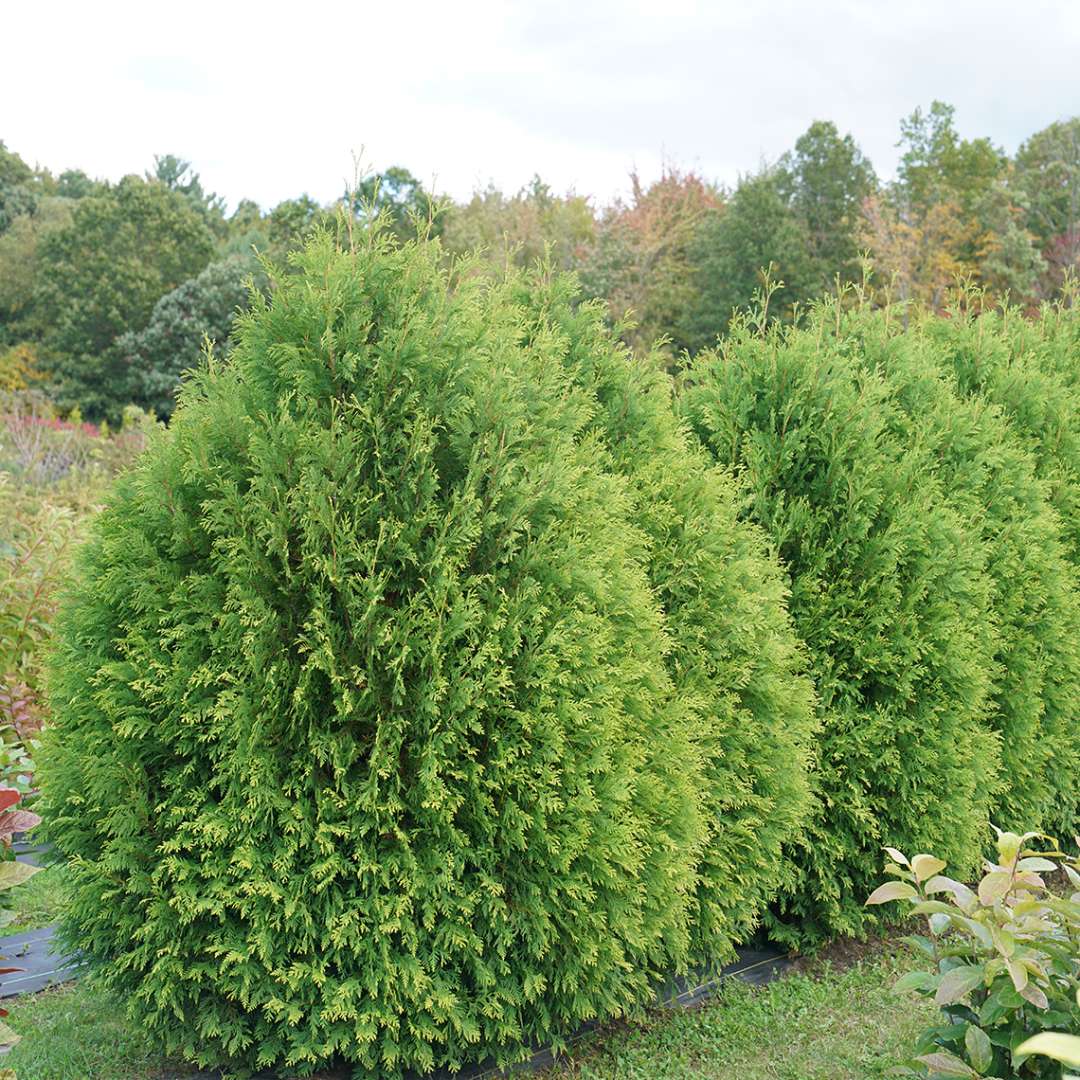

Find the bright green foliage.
[
  {"left": 834, "top": 305, "right": 1080, "bottom": 837},
  {"left": 867, "top": 830, "right": 1080, "bottom": 1080},
  {"left": 507, "top": 267, "right": 816, "bottom": 966},
  {"left": 920, "top": 302, "right": 1080, "bottom": 572},
  {"left": 34, "top": 175, "right": 215, "bottom": 421},
  {"left": 39, "top": 234, "right": 708, "bottom": 1078},
  {"left": 681, "top": 322, "right": 998, "bottom": 944},
  {"left": 112, "top": 255, "right": 264, "bottom": 419}
]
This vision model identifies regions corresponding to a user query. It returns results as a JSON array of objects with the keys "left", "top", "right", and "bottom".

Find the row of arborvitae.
[
  {"left": 681, "top": 298, "right": 1080, "bottom": 947},
  {"left": 36, "top": 232, "right": 1080, "bottom": 1077}
]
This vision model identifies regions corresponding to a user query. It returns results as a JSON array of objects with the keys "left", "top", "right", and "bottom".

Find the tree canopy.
[{"left": 34, "top": 175, "right": 215, "bottom": 420}]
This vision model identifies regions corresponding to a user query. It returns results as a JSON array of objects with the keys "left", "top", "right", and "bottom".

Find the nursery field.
[{"left": 2, "top": 225, "right": 1080, "bottom": 1079}]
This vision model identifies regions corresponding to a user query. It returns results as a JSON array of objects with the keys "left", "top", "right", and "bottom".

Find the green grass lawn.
[
  {"left": 5, "top": 863, "right": 70, "bottom": 933},
  {"left": 0, "top": 944, "right": 936, "bottom": 1080},
  {"left": 546, "top": 948, "right": 936, "bottom": 1079},
  {"left": 2, "top": 983, "right": 198, "bottom": 1080}
]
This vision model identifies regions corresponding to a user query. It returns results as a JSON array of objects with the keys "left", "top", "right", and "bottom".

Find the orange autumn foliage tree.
[{"left": 577, "top": 166, "right": 722, "bottom": 357}]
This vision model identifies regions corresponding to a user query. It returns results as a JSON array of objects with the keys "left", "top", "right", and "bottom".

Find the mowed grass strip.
[
  {"left": 546, "top": 947, "right": 937, "bottom": 1080},
  {"left": 3, "top": 982, "right": 192, "bottom": 1080},
  {"left": 2, "top": 947, "right": 935, "bottom": 1080}
]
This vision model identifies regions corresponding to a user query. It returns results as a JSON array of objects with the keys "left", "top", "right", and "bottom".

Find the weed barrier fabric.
[{"left": 0, "top": 924, "right": 80, "bottom": 997}]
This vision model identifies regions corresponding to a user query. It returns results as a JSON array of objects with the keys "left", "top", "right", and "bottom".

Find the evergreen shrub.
[
  {"left": 839, "top": 306, "right": 1080, "bottom": 838},
  {"left": 920, "top": 302, "right": 1080, "bottom": 572},
  {"left": 40, "top": 235, "right": 713, "bottom": 1077},
  {"left": 681, "top": 318, "right": 999, "bottom": 944},
  {"left": 508, "top": 268, "right": 817, "bottom": 964}
]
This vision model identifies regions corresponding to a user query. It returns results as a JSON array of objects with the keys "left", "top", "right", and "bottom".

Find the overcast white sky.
[{"left": 5, "top": 0, "right": 1080, "bottom": 212}]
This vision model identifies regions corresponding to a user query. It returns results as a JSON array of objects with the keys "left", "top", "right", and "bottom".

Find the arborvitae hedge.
[
  {"left": 920, "top": 303, "right": 1080, "bottom": 573},
  {"left": 835, "top": 305, "right": 1080, "bottom": 837},
  {"left": 40, "top": 235, "right": 712, "bottom": 1077},
  {"left": 681, "top": 319, "right": 999, "bottom": 944},
  {"left": 507, "top": 268, "right": 816, "bottom": 964}
]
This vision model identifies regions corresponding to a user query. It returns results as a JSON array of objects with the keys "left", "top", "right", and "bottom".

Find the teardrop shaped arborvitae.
[
  {"left": 682, "top": 317, "right": 999, "bottom": 946},
  {"left": 40, "top": 234, "right": 704, "bottom": 1078},
  {"left": 505, "top": 266, "right": 816, "bottom": 967},
  {"left": 836, "top": 304, "right": 1080, "bottom": 839}
]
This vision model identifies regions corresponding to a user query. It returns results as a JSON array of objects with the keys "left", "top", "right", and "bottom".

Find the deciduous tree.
[
  {"left": 576, "top": 166, "right": 719, "bottom": 356},
  {"left": 680, "top": 170, "right": 816, "bottom": 349},
  {"left": 1014, "top": 118, "right": 1080, "bottom": 292},
  {"left": 34, "top": 175, "right": 215, "bottom": 420},
  {"left": 442, "top": 176, "right": 594, "bottom": 273}
]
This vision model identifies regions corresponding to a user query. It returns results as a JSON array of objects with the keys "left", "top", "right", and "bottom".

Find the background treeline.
[{"left": 2, "top": 101, "right": 1079, "bottom": 423}]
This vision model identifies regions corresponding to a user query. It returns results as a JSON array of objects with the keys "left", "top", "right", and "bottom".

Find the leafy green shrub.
[
  {"left": 868, "top": 829, "right": 1080, "bottom": 1079},
  {"left": 681, "top": 318, "right": 998, "bottom": 945},
  {"left": 39, "top": 234, "right": 708, "bottom": 1078},
  {"left": 0, "top": 786, "right": 42, "bottom": 1052},
  {"left": 507, "top": 267, "right": 817, "bottom": 966},
  {"left": 835, "top": 305, "right": 1080, "bottom": 837}
]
